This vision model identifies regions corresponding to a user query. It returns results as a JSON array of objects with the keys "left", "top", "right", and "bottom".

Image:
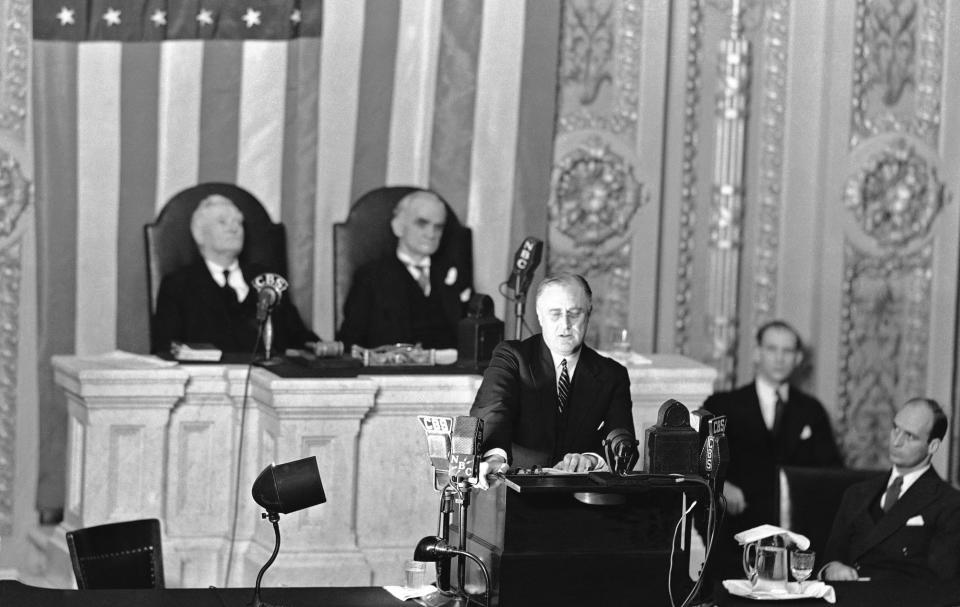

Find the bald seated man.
[
  {"left": 821, "top": 397, "right": 960, "bottom": 582},
  {"left": 153, "top": 194, "right": 319, "bottom": 355},
  {"left": 337, "top": 190, "right": 472, "bottom": 349},
  {"left": 469, "top": 273, "right": 634, "bottom": 483}
]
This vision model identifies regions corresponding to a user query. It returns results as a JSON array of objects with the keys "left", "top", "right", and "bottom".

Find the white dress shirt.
[
  {"left": 755, "top": 377, "right": 788, "bottom": 431},
  {"left": 204, "top": 259, "right": 248, "bottom": 302}
]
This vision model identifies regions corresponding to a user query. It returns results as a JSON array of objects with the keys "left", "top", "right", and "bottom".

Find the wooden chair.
[
  {"left": 332, "top": 186, "right": 473, "bottom": 330},
  {"left": 144, "top": 183, "right": 287, "bottom": 351},
  {"left": 66, "top": 518, "right": 165, "bottom": 589}
]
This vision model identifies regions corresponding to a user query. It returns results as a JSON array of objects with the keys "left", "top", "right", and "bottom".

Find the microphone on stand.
[
  {"left": 253, "top": 273, "right": 288, "bottom": 360},
  {"left": 506, "top": 237, "right": 543, "bottom": 340}
]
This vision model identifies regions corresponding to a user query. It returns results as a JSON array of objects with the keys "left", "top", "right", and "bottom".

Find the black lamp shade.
[{"left": 252, "top": 456, "right": 326, "bottom": 514}]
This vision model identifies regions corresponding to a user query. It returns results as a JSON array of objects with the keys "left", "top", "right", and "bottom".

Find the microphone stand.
[
  {"left": 258, "top": 312, "right": 282, "bottom": 366},
  {"left": 417, "top": 481, "right": 477, "bottom": 607},
  {"left": 512, "top": 274, "right": 527, "bottom": 340}
]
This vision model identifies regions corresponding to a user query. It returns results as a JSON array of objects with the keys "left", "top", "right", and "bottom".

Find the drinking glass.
[{"left": 790, "top": 549, "right": 815, "bottom": 593}]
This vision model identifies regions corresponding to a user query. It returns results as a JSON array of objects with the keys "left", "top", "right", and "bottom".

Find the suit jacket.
[
  {"left": 703, "top": 382, "right": 841, "bottom": 529},
  {"left": 152, "top": 261, "right": 318, "bottom": 355},
  {"left": 824, "top": 467, "right": 960, "bottom": 581},
  {"left": 337, "top": 255, "right": 470, "bottom": 349},
  {"left": 469, "top": 335, "right": 634, "bottom": 468}
]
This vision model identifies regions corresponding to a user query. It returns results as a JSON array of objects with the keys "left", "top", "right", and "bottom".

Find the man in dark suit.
[
  {"left": 822, "top": 398, "right": 960, "bottom": 582},
  {"left": 703, "top": 320, "right": 841, "bottom": 577},
  {"left": 469, "top": 274, "right": 634, "bottom": 477},
  {"left": 152, "top": 194, "right": 318, "bottom": 355},
  {"left": 337, "top": 190, "right": 472, "bottom": 349}
]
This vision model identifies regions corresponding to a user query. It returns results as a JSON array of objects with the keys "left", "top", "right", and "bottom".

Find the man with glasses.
[
  {"left": 821, "top": 397, "right": 960, "bottom": 581},
  {"left": 469, "top": 273, "right": 634, "bottom": 479}
]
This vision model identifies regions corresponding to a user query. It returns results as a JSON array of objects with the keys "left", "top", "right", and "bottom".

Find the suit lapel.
[
  {"left": 851, "top": 469, "right": 941, "bottom": 561},
  {"left": 533, "top": 336, "right": 558, "bottom": 439},
  {"left": 567, "top": 346, "right": 600, "bottom": 432}
]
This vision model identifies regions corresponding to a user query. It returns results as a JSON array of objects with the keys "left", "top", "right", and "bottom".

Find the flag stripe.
[
  {"left": 198, "top": 41, "right": 242, "bottom": 184},
  {"left": 116, "top": 42, "right": 162, "bottom": 352},
  {"left": 386, "top": 0, "right": 442, "bottom": 186},
  {"left": 468, "top": 0, "right": 527, "bottom": 316},
  {"left": 33, "top": 40, "right": 79, "bottom": 510},
  {"left": 429, "top": 0, "right": 483, "bottom": 217},
  {"left": 315, "top": 0, "right": 366, "bottom": 335},
  {"left": 75, "top": 42, "right": 122, "bottom": 355},
  {"left": 156, "top": 41, "right": 204, "bottom": 211},
  {"left": 350, "top": 0, "right": 401, "bottom": 202},
  {"left": 282, "top": 38, "right": 322, "bottom": 326},
  {"left": 237, "top": 40, "right": 288, "bottom": 221}
]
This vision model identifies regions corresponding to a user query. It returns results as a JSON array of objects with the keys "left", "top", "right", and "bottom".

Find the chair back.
[
  {"left": 144, "top": 182, "right": 287, "bottom": 319},
  {"left": 66, "top": 518, "right": 165, "bottom": 589},
  {"left": 779, "top": 466, "right": 882, "bottom": 552},
  {"left": 333, "top": 186, "right": 472, "bottom": 329}
]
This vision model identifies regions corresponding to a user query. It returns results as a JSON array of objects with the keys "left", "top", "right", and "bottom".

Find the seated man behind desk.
[
  {"left": 337, "top": 190, "right": 472, "bottom": 349},
  {"left": 822, "top": 397, "right": 960, "bottom": 582},
  {"left": 153, "top": 194, "right": 319, "bottom": 355},
  {"left": 469, "top": 273, "right": 634, "bottom": 475}
]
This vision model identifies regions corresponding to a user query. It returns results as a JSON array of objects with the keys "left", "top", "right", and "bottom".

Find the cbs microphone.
[{"left": 253, "top": 273, "right": 288, "bottom": 322}]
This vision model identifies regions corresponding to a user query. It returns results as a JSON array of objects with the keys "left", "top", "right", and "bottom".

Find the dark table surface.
[
  {"left": 714, "top": 579, "right": 960, "bottom": 607},
  {"left": 0, "top": 581, "right": 409, "bottom": 607}
]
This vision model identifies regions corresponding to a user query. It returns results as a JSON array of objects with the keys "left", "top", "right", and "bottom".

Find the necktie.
[
  {"left": 557, "top": 359, "right": 570, "bottom": 414},
  {"left": 411, "top": 264, "right": 430, "bottom": 296},
  {"left": 221, "top": 269, "right": 237, "bottom": 302},
  {"left": 772, "top": 392, "right": 786, "bottom": 435},
  {"left": 882, "top": 475, "right": 903, "bottom": 513}
]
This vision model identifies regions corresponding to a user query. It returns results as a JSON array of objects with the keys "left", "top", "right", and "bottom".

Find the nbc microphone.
[
  {"left": 508, "top": 237, "right": 543, "bottom": 340},
  {"left": 448, "top": 416, "right": 483, "bottom": 484}
]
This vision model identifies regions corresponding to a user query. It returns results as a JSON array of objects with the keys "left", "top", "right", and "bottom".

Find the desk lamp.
[{"left": 250, "top": 456, "right": 326, "bottom": 607}]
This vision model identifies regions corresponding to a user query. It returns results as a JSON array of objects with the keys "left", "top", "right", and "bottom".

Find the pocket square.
[
  {"left": 906, "top": 515, "right": 925, "bottom": 526},
  {"left": 799, "top": 425, "right": 812, "bottom": 440},
  {"left": 445, "top": 266, "right": 458, "bottom": 286}
]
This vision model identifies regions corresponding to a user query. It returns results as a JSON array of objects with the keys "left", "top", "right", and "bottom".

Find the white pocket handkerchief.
[
  {"left": 906, "top": 514, "right": 925, "bottom": 526},
  {"left": 799, "top": 425, "right": 813, "bottom": 440},
  {"left": 445, "top": 266, "right": 458, "bottom": 285}
]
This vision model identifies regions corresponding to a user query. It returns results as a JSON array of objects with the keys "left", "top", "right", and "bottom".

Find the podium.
[{"left": 459, "top": 474, "right": 707, "bottom": 606}]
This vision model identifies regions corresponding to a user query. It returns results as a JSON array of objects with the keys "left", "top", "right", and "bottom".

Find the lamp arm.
[{"left": 252, "top": 512, "right": 281, "bottom": 607}]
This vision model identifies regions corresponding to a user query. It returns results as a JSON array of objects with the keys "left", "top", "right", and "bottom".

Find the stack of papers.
[{"left": 171, "top": 342, "right": 222, "bottom": 362}]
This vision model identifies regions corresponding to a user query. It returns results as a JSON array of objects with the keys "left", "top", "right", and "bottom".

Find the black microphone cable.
[{"left": 222, "top": 319, "right": 266, "bottom": 587}]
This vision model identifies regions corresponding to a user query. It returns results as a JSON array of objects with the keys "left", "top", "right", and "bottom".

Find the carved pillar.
[{"left": 706, "top": 0, "right": 751, "bottom": 389}]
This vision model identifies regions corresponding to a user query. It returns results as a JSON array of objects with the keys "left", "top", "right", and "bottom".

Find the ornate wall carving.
[
  {"left": 843, "top": 138, "right": 946, "bottom": 248},
  {"left": 851, "top": 0, "right": 944, "bottom": 148},
  {"left": 0, "top": 0, "right": 29, "bottom": 140},
  {"left": 0, "top": 151, "right": 30, "bottom": 238},
  {"left": 551, "top": 0, "right": 646, "bottom": 345},
  {"left": 673, "top": 0, "right": 705, "bottom": 355},
  {"left": 837, "top": 242, "right": 931, "bottom": 469},
  {"left": 751, "top": 0, "right": 789, "bottom": 331},
  {"left": 0, "top": 241, "right": 21, "bottom": 534}
]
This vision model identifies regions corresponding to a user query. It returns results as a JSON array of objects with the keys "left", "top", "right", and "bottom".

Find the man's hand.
[
  {"left": 821, "top": 561, "right": 859, "bottom": 581},
  {"left": 554, "top": 453, "right": 598, "bottom": 473},
  {"left": 723, "top": 481, "right": 747, "bottom": 515},
  {"left": 474, "top": 455, "right": 509, "bottom": 490}
]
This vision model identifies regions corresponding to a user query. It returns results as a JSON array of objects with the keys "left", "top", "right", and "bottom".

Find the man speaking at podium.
[{"left": 470, "top": 273, "right": 634, "bottom": 479}]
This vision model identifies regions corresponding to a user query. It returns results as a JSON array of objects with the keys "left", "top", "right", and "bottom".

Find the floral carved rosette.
[
  {"left": 0, "top": 150, "right": 30, "bottom": 239},
  {"left": 550, "top": 135, "right": 644, "bottom": 247},
  {"left": 843, "top": 139, "right": 946, "bottom": 249}
]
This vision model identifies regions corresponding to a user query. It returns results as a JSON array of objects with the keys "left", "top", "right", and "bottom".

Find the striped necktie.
[
  {"left": 410, "top": 264, "right": 430, "bottom": 296},
  {"left": 557, "top": 358, "right": 570, "bottom": 414}
]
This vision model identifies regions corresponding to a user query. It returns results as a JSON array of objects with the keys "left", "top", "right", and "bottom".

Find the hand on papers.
[
  {"left": 822, "top": 561, "right": 860, "bottom": 581},
  {"left": 724, "top": 480, "right": 747, "bottom": 515},
  {"left": 554, "top": 452, "right": 600, "bottom": 473},
  {"left": 474, "top": 455, "right": 509, "bottom": 491}
]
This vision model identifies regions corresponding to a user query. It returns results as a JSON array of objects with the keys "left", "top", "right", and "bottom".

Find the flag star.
[
  {"left": 150, "top": 9, "right": 167, "bottom": 27},
  {"left": 242, "top": 8, "right": 262, "bottom": 28},
  {"left": 56, "top": 6, "right": 76, "bottom": 26},
  {"left": 197, "top": 9, "right": 214, "bottom": 26},
  {"left": 290, "top": 9, "right": 302, "bottom": 24},
  {"left": 103, "top": 8, "right": 121, "bottom": 26}
]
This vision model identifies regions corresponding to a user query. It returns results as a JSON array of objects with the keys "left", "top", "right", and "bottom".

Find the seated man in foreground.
[
  {"left": 337, "top": 190, "right": 472, "bottom": 349},
  {"left": 469, "top": 273, "right": 634, "bottom": 476},
  {"left": 153, "top": 194, "right": 319, "bottom": 355},
  {"left": 821, "top": 397, "right": 960, "bottom": 581}
]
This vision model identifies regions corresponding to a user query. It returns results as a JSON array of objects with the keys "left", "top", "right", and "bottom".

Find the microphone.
[
  {"left": 602, "top": 428, "right": 639, "bottom": 475},
  {"left": 699, "top": 414, "right": 728, "bottom": 486},
  {"left": 448, "top": 416, "right": 483, "bottom": 484},
  {"left": 253, "top": 273, "right": 289, "bottom": 322},
  {"left": 508, "top": 237, "right": 543, "bottom": 297},
  {"left": 417, "top": 415, "right": 453, "bottom": 490}
]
